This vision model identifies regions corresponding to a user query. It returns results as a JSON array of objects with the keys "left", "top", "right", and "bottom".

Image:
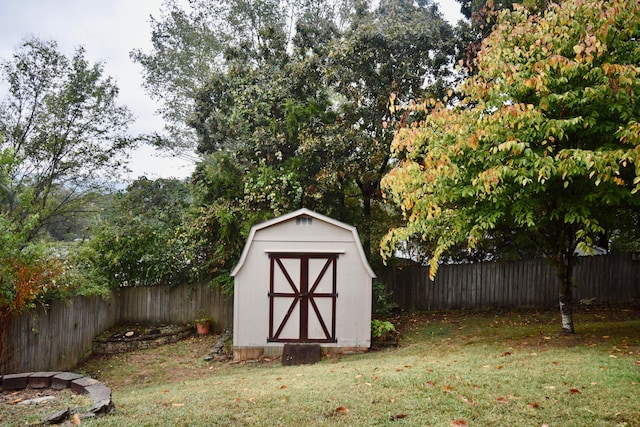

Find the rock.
[
  {"left": 2, "top": 372, "right": 32, "bottom": 390},
  {"left": 70, "top": 377, "right": 99, "bottom": 394},
  {"left": 125, "top": 331, "right": 135, "bottom": 337},
  {"left": 18, "top": 396, "right": 56, "bottom": 405},
  {"left": 28, "top": 372, "right": 62, "bottom": 389},
  {"left": 203, "top": 355, "right": 213, "bottom": 361},
  {"left": 87, "top": 399, "right": 114, "bottom": 415},
  {"left": 43, "top": 407, "right": 69, "bottom": 424},
  {"left": 51, "top": 373, "right": 83, "bottom": 390}
]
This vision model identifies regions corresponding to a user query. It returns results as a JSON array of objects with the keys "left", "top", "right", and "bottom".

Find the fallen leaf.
[
  {"left": 442, "top": 385, "right": 455, "bottom": 393},
  {"left": 496, "top": 396, "right": 509, "bottom": 404},
  {"left": 390, "top": 414, "right": 407, "bottom": 421},
  {"left": 528, "top": 402, "right": 540, "bottom": 409},
  {"left": 72, "top": 414, "right": 81, "bottom": 425},
  {"left": 635, "top": 360, "right": 640, "bottom": 366},
  {"left": 279, "top": 385, "right": 288, "bottom": 389},
  {"left": 172, "top": 403, "right": 185, "bottom": 407},
  {"left": 450, "top": 419, "right": 468, "bottom": 426},
  {"left": 335, "top": 406, "right": 349, "bottom": 415},
  {"left": 570, "top": 388, "right": 581, "bottom": 394},
  {"left": 425, "top": 381, "right": 435, "bottom": 388},
  {"left": 364, "top": 382, "right": 373, "bottom": 387},
  {"left": 502, "top": 352, "right": 512, "bottom": 357},
  {"left": 497, "top": 365, "right": 504, "bottom": 369}
]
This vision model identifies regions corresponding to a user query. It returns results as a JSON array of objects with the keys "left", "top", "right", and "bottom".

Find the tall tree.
[
  {"left": 454, "top": 0, "right": 549, "bottom": 67},
  {"left": 0, "top": 37, "right": 135, "bottom": 243},
  {"left": 381, "top": 0, "right": 640, "bottom": 333},
  {"left": 324, "top": 0, "right": 456, "bottom": 256},
  {"left": 89, "top": 177, "right": 193, "bottom": 287},
  {"left": 130, "top": 0, "right": 224, "bottom": 150},
  {"left": 135, "top": 0, "right": 457, "bottom": 267}
]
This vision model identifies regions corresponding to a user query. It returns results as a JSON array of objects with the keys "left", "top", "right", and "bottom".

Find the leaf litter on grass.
[{"left": 69, "top": 307, "right": 640, "bottom": 426}]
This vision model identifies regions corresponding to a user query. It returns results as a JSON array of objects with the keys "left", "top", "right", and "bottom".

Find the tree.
[
  {"left": 322, "top": 0, "right": 456, "bottom": 257},
  {"left": 89, "top": 177, "right": 194, "bottom": 287},
  {"left": 0, "top": 213, "right": 64, "bottom": 365},
  {"left": 381, "top": 0, "right": 640, "bottom": 333},
  {"left": 130, "top": 0, "right": 224, "bottom": 150},
  {"left": 0, "top": 37, "right": 135, "bottom": 243},
  {"left": 453, "top": 0, "right": 549, "bottom": 68}
]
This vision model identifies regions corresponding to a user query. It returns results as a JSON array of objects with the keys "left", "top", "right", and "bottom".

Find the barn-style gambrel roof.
[{"left": 230, "top": 208, "right": 376, "bottom": 278}]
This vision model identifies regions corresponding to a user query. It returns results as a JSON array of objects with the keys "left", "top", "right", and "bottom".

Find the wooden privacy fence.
[
  {"left": 377, "top": 253, "right": 640, "bottom": 312},
  {"left": 1, "top": 283, "right": 233, "bottom": 374},
  {"left": 3, "top": 254, "right": 638, "bottom": 374}
]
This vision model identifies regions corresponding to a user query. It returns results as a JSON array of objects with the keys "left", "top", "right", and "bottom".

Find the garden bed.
[{"left": 92, "top": 324, "right": 194, "bottom": 355}]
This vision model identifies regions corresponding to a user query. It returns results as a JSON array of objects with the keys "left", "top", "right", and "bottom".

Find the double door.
[{"left": 268, "top": 253, "right": 338, "bottom": 343}]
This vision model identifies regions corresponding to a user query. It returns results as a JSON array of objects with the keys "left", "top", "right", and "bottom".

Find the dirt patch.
[{"left": 79, "top": 335, "right": 220, "bottom": 389}]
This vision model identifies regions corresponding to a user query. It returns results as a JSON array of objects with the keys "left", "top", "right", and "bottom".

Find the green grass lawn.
[{"left": 12, "top": 308, "right": 640, "bottom": 426}]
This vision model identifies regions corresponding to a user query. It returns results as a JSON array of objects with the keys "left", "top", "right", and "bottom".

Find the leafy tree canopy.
[
  {"left": 0, "top": 37, "right": 135, "bottom": 243},
  {"left": 381, "top": 0, "right": 640, "bottom": 333},
  {"left": 88, "top": 177, "right": 194, "bottom": 288}
]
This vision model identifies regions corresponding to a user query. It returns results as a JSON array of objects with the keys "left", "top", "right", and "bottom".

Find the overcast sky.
[{"left": 0, "top": 0, "right": 463, "bottom": 182}]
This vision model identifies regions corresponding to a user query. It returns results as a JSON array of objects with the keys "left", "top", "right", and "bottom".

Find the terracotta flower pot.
[{"left": 196, "top": 320, "right": 211, "bottom": 335}]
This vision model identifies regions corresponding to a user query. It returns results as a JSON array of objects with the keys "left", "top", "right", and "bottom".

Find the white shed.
[{"left": 230, "top": 208, "right": 376, "bottom": 360}]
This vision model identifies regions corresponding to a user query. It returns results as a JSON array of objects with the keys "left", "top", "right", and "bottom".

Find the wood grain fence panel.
[
  {"left": 382, "top": 254, "right": 639, "bottom": 312},
  {"left": 2, "top": 283, "right": 233, "bottom": 374},
  {"left": 3, "top": 255, "right": 637, "bottom": 374}
]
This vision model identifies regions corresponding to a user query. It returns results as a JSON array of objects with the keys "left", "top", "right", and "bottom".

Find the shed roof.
[{"left": 230, "top": 208, "right": 376, "bottom": 278}]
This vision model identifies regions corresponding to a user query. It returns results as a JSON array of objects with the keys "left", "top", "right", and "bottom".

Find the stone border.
[
  {"left": 93, "top": 324, "right": 194, "bottom": 355},
  {"left": 1, "top": 371, "right": 113, "bottom": 424}
]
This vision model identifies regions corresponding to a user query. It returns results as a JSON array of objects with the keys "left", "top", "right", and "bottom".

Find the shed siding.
[{"left": 233, "top": 209, "right": 373, "bottom": 359}]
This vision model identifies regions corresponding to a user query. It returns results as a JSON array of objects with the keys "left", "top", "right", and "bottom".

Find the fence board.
[
  {"left": 3, "top": 255, "right": 638, "bottom": 374},
  {"left": 380, "top": 254, "right": 640, "bottom": 312},
  {"left": 2, "top": 283, "right": 233, "bottom": 374}
]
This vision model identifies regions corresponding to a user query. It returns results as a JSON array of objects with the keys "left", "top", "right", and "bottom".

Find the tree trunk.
[
  {"left": 362, "top": 192, "right": 371, "bottom": 258},
  {"left": 556, "top": 250, "right": 575, "bottom": 334}
]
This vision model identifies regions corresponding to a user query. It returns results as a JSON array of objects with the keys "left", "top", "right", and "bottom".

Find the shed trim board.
[
  {"left": 264, "top": 249, "right": 346, "bottom": 254},
  {"left": 231, "top": 209, "right": 375, "bottom": 360}
]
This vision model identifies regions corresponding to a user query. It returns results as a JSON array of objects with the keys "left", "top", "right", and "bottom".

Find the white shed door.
[{"left": 268, "top": 253, "right": 338, "bottom": 343}]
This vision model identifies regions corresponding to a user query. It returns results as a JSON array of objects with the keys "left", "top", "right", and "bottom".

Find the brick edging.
[{"left": 1, "top": 371, "right": 113, "bottom": 422}]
